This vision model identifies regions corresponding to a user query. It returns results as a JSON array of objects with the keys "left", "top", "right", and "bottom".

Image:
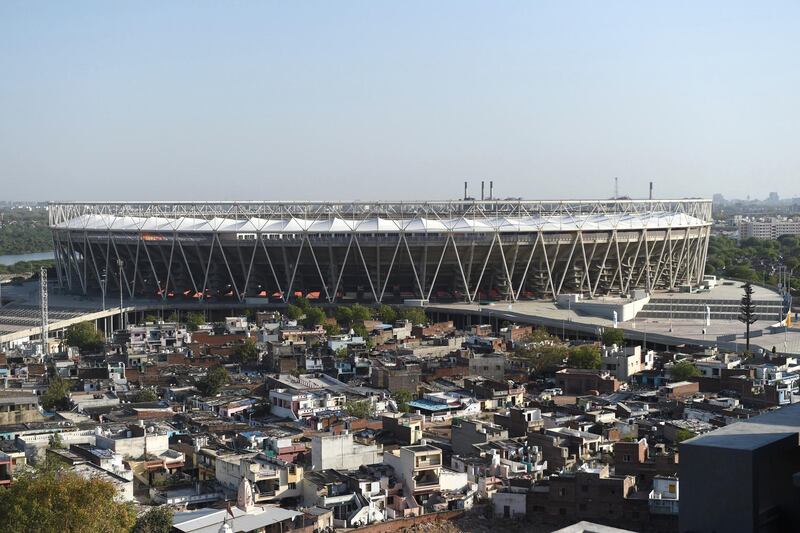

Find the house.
[
  {"left": 600, "top": 345, "right": 654, "bottom": 381},
  {"left": 0, "top": 392, "right": 42, "bottom": 424},
  {"left": 302, "top": 469, "right": 387, "bottom": 528},
  {"left": 407, "top": 392, "right": 480, "bottom": 419},
  {"left": 648, "top": 476, "right": 679, "bottom": 516},
  {"left": 382, "top": 412, "right": 424, "bottom": 445},
  {"left": 613, "top": 439, "right": 678, "bottom": 490},
  {"left": 383, "top": 444, "right": 443, "bottom": 506},
  {"left": 493, "top": 407, "right": 544, "bottom": 438},
  {"left": 269, "top": 389, "right": 346, "bottom": 421},
  {"left": 215, "top": 452, "right": 303, "bottom": 504},
  {"left": 450, "top": 418, "right": 508, "bottom": 456},
  {"left": 526, "top": 464, "right": 647, "bottom": 528},
  {"left": 468, "top": 353, "right": 506, "bottom": 382},
  {"left": 555, "top": 369, "right": 620, "bottom": 395}
]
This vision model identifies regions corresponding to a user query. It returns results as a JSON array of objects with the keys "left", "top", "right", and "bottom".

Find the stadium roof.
[{"left": 53, "top": 211, "right": 707, "bottom": 233}]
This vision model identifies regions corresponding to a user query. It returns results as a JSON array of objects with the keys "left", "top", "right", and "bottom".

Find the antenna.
[
  {"left": 614, "top": 177, "right": 619, "bottom": 199},
  {"left": 40, "top": 267, "right": 48, "bottom": 356}
]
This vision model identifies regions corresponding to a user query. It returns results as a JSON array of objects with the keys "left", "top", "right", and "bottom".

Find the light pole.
[
  {"left": 117, "top": 259, "right": 124, "bottom": 330},
  {"left": 100, "top": 269, "right": 107, "bottom": 311}
]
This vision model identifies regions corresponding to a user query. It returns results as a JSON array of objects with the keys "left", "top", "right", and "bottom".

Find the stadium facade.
[{"left": 48, "top": 200, "right": 711, "bottom": 304}]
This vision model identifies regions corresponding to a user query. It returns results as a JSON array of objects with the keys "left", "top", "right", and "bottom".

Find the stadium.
[{"left": 48, "top": 199, "right": 711, "bottom": 305}]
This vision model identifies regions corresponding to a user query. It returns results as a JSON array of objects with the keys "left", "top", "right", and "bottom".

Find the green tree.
[
  {"left": 64, "top": 322, "right": 105, "bottom": 353},
  {"left": 41, "top": 376, "right": 72, "bottom": 411},
  {"left": 349, "top": 304, "right": 372, "bottom": 323},
  {"left": 185, "top": 312, "right": 206, "bottom": 332},
  {"left": 344, "top": 399, "right": 374, "bottom": 419},
  {"left": 335, "top": 347, "right": 349, "bottom": 359},
  {"left": 0, "top": 462, "right": 136, "bottom": 532},
  {"left": 294, "top": 296, "right": 312, "bottom": 313},
  {"left": 567, "top": 345, "right": 601, "bottom": 369},
  {"left": 398, "top": 307, "right": 427, "bottom": 325},
  {"left": 675, "top": 428, "right": 696, "bottom": 443},
  {"left": 323, "top": 323, "right": 340, "bottom": 336},
  {"left": 393, "top": 390, "right": 413, "bottom": 412},
  {"left": 303, "top": 307, "right": 326, "bottom": 329},
  {"left": 233, "top": 338, "right": 260, "bottom": 363},
  {"left": 377, "top": 304, "right": 398, "bottom": 324},
  {"left": 351, "top": 323, "right": 373, "bottom": 348},
  {"left": 514, "top": 341, "right": 568, "bottom": 374},
  {"left": 144, "top": 314, "right": 159, "bottom": 323},
  {"left": 48, "top": 432, "right": 65, "bottom": 449},
  {"left": 133, "top": 506, "right": 174, "bottom": 533},
  {"left": 335, "top": 306, "right": 353, "bottom": 327},
  {"left": 669, "top": 360, "right": 701, "bottom": 381},
  {"left": 285, "top": 304, "right": 303, "bottom": 320},
  {"left": 197, "top": 367, "right": 229, "bottom": 396},
  {"left": 166, "top": 312, "right": 180, "bottom": 323},
  {"left": 602, "top": 328, "right": 625, "bottom": 347},
  {"left": 133, "top": 389, "right": 158, "bottom": 403}
]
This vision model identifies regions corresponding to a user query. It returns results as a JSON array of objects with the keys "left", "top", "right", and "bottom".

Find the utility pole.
[{"left": 40, "top": 267, "right": 48, "bottom": 357}]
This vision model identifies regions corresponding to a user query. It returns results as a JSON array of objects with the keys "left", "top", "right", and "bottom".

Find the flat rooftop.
[{"left": 682, "top": 402, "right": 800, "bottom": 451}]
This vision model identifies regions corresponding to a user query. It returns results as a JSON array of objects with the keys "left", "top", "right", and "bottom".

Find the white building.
[
  {"left": 649, "top": 476, "right": 679, "bottom": 515},
  {"left": 215, "top": 452, "right": 303, "bottom": 504},
  {"left": 311, "top": 432, "right": 383, "bottom": 471},
  {"left": 269, "top": 389, "right": 346, "bottom": 420},
  {"left": 600, "top": 345, "right": 653, "bottom": 381}
]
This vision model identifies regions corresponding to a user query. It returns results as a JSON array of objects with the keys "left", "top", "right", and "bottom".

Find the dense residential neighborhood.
[{"left": 1, "top": 302, "right": 796, "bottom": 532}]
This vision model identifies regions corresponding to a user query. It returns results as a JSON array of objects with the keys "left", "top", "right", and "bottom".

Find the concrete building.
[
  {"left": 648, "top": 475, "right": 679, "bottom": 516},
  {"left": 269, "top": 389, "right": 346, "bottom": 421},
  {"left": 215, "top": 452, "right": 303, "bottom": 504},
  {"left": 383, "top": 444, "right": 443, "bottom": 504},
  {"left": 738, "top": 216, "right": 800, "bottom": 240},
  {"left": 468, "top": 353, "right": 506, "bottom": 382},
  {"left": 680, "top": 402, "right": 800, "bottom": 532},
  {"left": 555, "top": 369, "right": 620, "bottom": 395},
  {"left": 94, "top": 424, "right": 170, "bottom": 459},
  {"left": 0, "top": 392, "right": 41, "bottom": 424},
  {"left": 311, "top": 432, "right": 382, "bottom": 471},
  {"left": 451, "top": 418, "right": 508, "bottom": 456},
  {"left": 600, "top": 345, "right": 653, "bottom": 381},
  {"left": 382, "top": 412, "right": 424, "bottom": 446}
]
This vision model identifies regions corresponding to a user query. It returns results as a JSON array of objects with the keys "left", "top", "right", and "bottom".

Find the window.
[
  {"left": 623, "top": 454, "right": 631, "bottom": 462},
  {"left": 288, "top": 482, "right": 296, "bottom": 490},
  {"left": 581, "top": 485, "right": 588, "bottom": 493},
  {"left": 559, "top": 488, "right": 567, "bottom": 497},
  {"left": 559, "top": 508, "right": 566, "bottom": 516}
]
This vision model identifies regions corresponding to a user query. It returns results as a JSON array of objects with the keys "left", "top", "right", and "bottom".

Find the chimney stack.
[
  {"left": 490, "top": 181, "right": 493, "bottom": 200},
  {"left": 481, "top": 181, "right": 485, "bottom": 201},
  {"left": 464, "top": 181, "right": 468, "bottom": 200},
  {"left": 649, "top": 181, "right": 653, "bottom": 200}
]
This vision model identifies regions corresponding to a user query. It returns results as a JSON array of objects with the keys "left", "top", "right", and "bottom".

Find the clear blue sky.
[{"left": 1, "top": 1, "right": 798, "bottom": 201}]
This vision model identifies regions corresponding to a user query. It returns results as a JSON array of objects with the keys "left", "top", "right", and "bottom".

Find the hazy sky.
[{"left": 2, "top": 2, "right": 799, "bottom": 202}]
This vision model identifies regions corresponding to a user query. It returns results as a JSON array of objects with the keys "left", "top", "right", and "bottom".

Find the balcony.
[{"left": 649, "top": 490, "right": 679, "bottom": 515}]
